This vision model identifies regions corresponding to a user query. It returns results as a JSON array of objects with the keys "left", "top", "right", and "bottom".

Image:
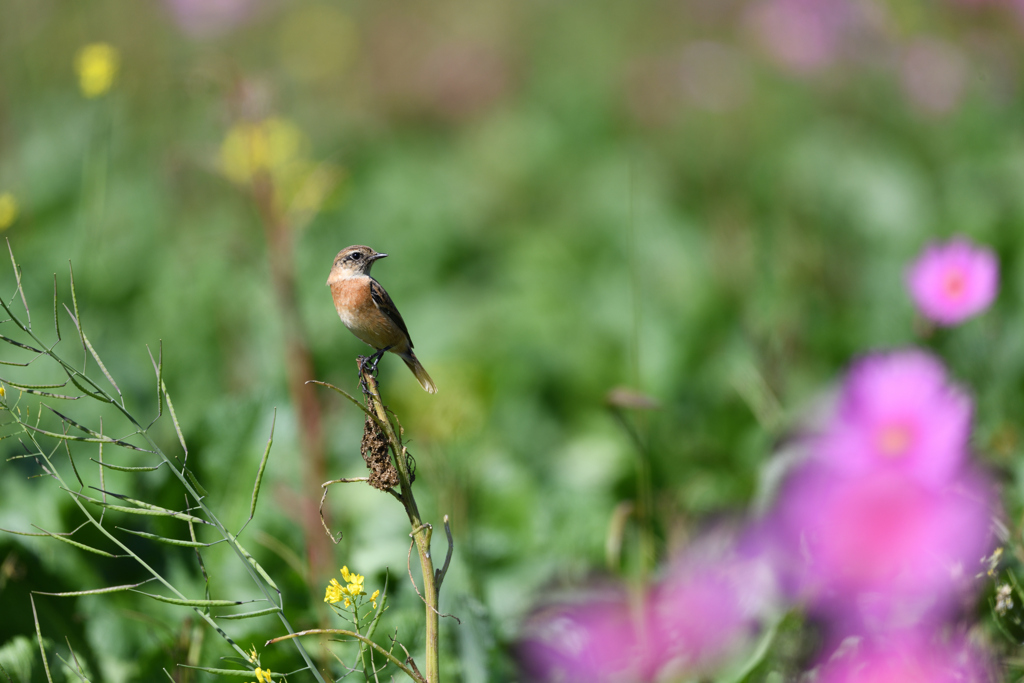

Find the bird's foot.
[
  {"left": 368, "top": 346, "right": 391, "bottom": 374},
  {"left": 358, "top": 346, "right": 393, "bottom": 394}
]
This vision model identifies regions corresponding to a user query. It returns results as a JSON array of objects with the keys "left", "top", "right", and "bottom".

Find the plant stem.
[
  {"left": 252, "top": 172, "right": 332, "bottom": 579},
  {"left": 359, "top": 364, "right": 439, "bottom": 683}
]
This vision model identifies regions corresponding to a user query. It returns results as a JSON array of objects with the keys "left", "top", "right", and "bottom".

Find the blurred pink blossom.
[
  {"left": 520, "top": 554, "right": 758, "bottom": 681},
  {"left": 901, "top": 39, "right": 969, "bottom": 116},
  {"left": 162, "top": 0, "right": 259, "bottom": 37},
  {"left": 644, "top": 560, "right": 757, "bottom": 677},
  {"left": 520, "top": 595, "right": 643, "bottom": 683},
  {"left": 772, "top": 466, "right": 992, "bottom": 629},
  {"left": 745, "top": 0, "right": 849, "bottom": 74},
  {"left": 815, "top": 350, "right": 971, "bottom": 487},
  {"left": 815, "top": 634, "right": 986, "bottom": 683},
  {"left": 907, "top": 238, "right": 999, "bottom": 325}
]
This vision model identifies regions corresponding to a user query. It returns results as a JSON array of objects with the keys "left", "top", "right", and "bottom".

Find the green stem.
[{"left": 359, "top": 365, "right": 439, "bottom": 683}]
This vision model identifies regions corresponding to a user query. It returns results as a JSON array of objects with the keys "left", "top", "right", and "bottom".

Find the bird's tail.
[{"left": 401, "top": 352, "right": 437, "bottom": 394}]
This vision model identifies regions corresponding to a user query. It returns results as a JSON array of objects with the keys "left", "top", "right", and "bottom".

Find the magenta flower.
[
  {"left": 771, "top": 466, "right": 992, "bottom": 629},
  {"left": 519, "top": 595, "right": 644, "bottom": 683},
  {"left": 644, "top": 559, "right": 758, "bottom": 677},
  {"left": 907, "top": 238, "right": 998, "bottom": 326},
  {"left": 815, "top": 634, "right": 986, "bottom": 683},
  {"left": 815, "top": 350, "right": 972, "bottom": 487},
  {"left": 520, "top": 552, "right": 759, "bottom": 681},
  {"left": 744, "top": 0, "right": 849, "bottom": 74}
]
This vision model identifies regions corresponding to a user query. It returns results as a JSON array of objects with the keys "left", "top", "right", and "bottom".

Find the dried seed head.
[{"left": 361, "top": 414, "right": 399, "bottom": 490}]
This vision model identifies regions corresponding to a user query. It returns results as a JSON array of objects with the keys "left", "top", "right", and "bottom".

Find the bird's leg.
[
  {"left": 368, "top": 346, "right": 392, "bottom": 375},
  {"left": 358, "top": 346, "right": 393, "bottom": 397}
]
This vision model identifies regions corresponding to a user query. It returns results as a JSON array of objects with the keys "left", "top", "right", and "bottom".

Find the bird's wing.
[{"left": 369, "top": 278, "right": 414, "bottom": 347}]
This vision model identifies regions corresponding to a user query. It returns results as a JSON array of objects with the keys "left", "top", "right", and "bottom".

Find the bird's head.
[{"left": 327, "top": 245, "right": 387, "bottom": 282}]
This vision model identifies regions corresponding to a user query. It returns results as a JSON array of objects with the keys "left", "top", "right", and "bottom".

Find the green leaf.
[{"left": 0, "top": 635, "right": 36, "bottom": 683}]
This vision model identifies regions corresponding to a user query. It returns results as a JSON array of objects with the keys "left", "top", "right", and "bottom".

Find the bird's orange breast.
[{"left": 330, "top": 277, "right": 408, "bottom": 351}]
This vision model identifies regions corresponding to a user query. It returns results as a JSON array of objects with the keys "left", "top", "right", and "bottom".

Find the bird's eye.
[{"left": 350, "top": 253, "right": 363, "bottom": 260}]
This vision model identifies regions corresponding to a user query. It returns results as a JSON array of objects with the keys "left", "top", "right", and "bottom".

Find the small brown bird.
[{"left": 327, "top": 245, "right": 437, "bottom": 393}]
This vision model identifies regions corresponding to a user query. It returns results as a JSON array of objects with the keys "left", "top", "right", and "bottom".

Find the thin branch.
[{"left": 435, "top": 515, "right": 453, "bottom": 593}]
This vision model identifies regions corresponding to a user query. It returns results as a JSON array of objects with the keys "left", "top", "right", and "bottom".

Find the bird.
[{"left": 327, "top": 245, "right": 437, "bottom": 394}]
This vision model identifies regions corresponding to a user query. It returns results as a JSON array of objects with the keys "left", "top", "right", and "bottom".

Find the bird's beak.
[{"left": 371, "top": 252, "right": 388, "bottom": 261}]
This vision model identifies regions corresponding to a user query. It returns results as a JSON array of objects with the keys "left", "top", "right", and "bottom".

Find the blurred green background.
[{"left": 2, "top": 0, "right": 1024, "bottom": 680}]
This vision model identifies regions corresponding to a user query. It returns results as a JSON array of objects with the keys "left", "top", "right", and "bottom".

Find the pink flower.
[
  {"left": 644, "top": 560, "right": 757, "bottom": 677},
  {"left": 815, "top": 634, "right": 986, "bottom": 683},
  {"left": 907, "top": 238, "right": 998, "bottom": 326},
  {"left": 162, "top": 0, "right": 260, "bottom": 37},
  {"left": 815, "top": 350, "right": 972, "bottom": 487},
  {"left": 771, "top": 466, "right": 992, "bottom": 629},
  {"left": 520, "top": 553, "right": 759, "bottom": 681},
  {"left": 744, "top": 0, "right": 849, "bottom": 74},
  {"left": 519, "top": 595, "right": 644, "bottom": 683}
]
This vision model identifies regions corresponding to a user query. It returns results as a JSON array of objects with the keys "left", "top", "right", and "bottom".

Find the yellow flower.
[
  {"left": 371, "top": 589, "right": 380, "bottom": 609},
  {"left": 218, "top": 118, "right": 343, "bottom": 227},
  {"left": 340, "top": 565, "right": 365, "bottom": 593},
  {"left": 327, "top": 567, "right": 372, "bottom": 608},
  {"left": 324, "top": 578, "right": 343, "bottom": 604},
  {"left": 75, "top": 43, "right": 119, "bottom": 98},
  {"left": 0, "top": 193, "right": 17, "bottom": 231},
  {"left": 255, "top": 667, "right": 272, "bottom": 683},
  {"left": 219, "top": 118, "right": 307, "bottom": 186}
]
